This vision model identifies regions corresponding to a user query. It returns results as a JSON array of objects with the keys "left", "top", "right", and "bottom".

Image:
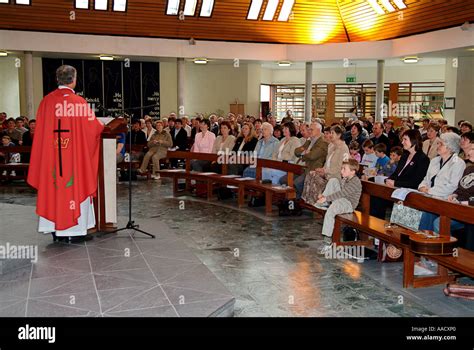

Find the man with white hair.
[
  {"left": 283, "top": 121, "right": 328, "bottom": 198},
  {"left": 242, "top": 122, "right": 279, "bottom": 178}
]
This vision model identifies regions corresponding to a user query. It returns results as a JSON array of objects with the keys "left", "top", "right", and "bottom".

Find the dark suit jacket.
[
  {"left": 389, "top": 150, "right": 429, "bottom": 189},
  {"left": 232, "top": 137, "right": 258, "bottom": 152},
  {"left": 371, "top": 134, "right": 391, "bottom": 153},
  {"left": 171, "top": 127, "right": 188, "bottom": 150},
  {"left": 295, "top": 137, "right": 328, "bottom": 172}
]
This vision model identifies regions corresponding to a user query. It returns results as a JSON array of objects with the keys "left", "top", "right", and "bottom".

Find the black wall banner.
[
  {"left": 42, "top": 58, "right": 160, "bottom": 119},
  {"left": 123, "top": 61, "right": 141, "bottom": 120},
  {"left": 103, "top": 61, "right": 123, "bottom": 112},
  {"left": 141, "top": 62, "right": 160, "bottom": 118}
]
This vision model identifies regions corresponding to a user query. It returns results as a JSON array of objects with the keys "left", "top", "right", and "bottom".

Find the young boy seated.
[
  {"left": 379, "top": 146, "right": 402, "bottom": 177},
  {"left": 316, "top": 159, "right": 363, "bottom": 254},
  {"left": 360, "top": 139, "right": 377, "bottom": 169},
  {"left": 374, "top": 143, "right": 390, "bottom": 174},
  {"left": 1, "top": 135, "right": 20, "bottom": 176}
]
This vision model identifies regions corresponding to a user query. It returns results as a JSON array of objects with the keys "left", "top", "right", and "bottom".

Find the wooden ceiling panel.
[{"left": 0, "top": 0, "right": 472, "bottom": 44}]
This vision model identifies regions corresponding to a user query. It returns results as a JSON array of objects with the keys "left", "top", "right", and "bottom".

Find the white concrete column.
[
  {"left": 24, "top": 51, "right": 34, "bottom": 118},
  {"left": 177, "top": 57, "right": 185, "bottom": 117},
  {"left": 454, "top": 57, "right": 474, "bottom": 125},
  {"left": 375, "top": 59, "right": 385, "bottom": 122},
  {"left": 304, "top": 61, "right": 313, "bottom": 123}
]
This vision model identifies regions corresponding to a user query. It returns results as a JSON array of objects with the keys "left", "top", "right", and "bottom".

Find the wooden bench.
[
  {"left": 117, "top": 144, "right": 152, "bottom": 180},
  {"left": 159, "top": 151, "right": 304, "bottom": 215},
  {"left": 327, "top": 181, "right": 474, "bottom": 288},
  {"left": 0, "top": 146, "right": 31, "bottom": 182}
]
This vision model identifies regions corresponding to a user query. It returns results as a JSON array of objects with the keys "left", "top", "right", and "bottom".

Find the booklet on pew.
[
  {"left": 235, "top": 177, "right": 255, "bottom": 181},
  {"left": 391, "top": 188, "right": 421, "bottom": 201},
  {"left": 220, "top": 175, "right": 241, "bottom": 178},
  {"left": 199, "top": 172, "right": 217, "bottom": 175},
  {"left": 164, "top": 169, "right": 185, "bottom": 172}
]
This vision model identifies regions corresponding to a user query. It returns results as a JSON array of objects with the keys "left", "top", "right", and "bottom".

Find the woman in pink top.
[{"left": 191, "top": 119, "right": 216, "bottom": 171}]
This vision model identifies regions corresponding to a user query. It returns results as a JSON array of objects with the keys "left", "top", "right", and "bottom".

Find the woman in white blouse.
[
  {"left": 263, "top": 122, "right": 301, "bottom": 185},
  {"left": 143, "top": 119, "right": 156, "bottom": 141}
]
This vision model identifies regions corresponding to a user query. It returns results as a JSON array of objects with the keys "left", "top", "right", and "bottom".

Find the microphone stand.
[{"left": 100, "top": 104, "right": 155, "bottom": 239}]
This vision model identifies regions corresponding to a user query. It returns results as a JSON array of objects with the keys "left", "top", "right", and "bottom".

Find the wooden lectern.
[{"left": 93, "top": 118, "right": 127, "bottom": 233}]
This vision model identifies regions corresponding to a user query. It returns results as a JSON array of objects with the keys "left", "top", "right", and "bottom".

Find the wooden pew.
[
  {"left": 158, "top": 151, "right": 304, "bottom": 215},
  {"left": 337, "top": 181, "right": 474, "bottom": 288},
  {"left": 0, "top": 146, "right": 31, "bottom": 182}
]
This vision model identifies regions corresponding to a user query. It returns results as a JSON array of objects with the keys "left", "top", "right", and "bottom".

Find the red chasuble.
[{"left": 27, "top": 88, "right": 104, "bottom": 230}]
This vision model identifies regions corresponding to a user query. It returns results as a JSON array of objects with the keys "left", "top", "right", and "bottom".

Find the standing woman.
[{"left": 302, "top": 125, "right": 349, "bottom": 206}]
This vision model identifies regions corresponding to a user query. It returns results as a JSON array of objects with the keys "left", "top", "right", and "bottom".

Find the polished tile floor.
[{"left": 1, "top": 179, "right": 473, "bottom": 317}]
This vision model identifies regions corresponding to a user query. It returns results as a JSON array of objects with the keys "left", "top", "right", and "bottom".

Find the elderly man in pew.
[
  {"left": 279, "top": 121, "right": 328, "bottom": 199},
  {"left": 301, "top": 125, "right": 349, "bottom": 206}
]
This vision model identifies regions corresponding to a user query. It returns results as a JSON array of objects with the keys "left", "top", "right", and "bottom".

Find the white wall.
[
  {"left": 0, "top": 57, "right": 21, "bottom": 118},
  {"left": 269, "top": 65, "right": 445, "bottom": 84}
]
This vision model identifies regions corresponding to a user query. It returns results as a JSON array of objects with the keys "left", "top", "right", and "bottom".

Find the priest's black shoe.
[{"left": 66, "top": 235, "right": 94, "bottom": 243}]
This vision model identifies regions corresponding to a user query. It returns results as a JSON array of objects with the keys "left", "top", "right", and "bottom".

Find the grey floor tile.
[
  {"left": 105, "top": 285, "right": 170, "bottom": 313},
  {"left": 29, "top": 289, "right": 101, "bottom": 313},
  {"left": 104, "top": 304, "right": 178, "bottom": 317},
  {"left": 0, "top": 299, "right": 27, "bottom": 317},
  {"left": 26, "top": 299, "right": 99, "bottom": 317}
]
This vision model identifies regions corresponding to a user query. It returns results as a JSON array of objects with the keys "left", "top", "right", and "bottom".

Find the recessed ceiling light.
[
  {"left": 194, "top": 58, "right": 208, "bottom": 64},
  {"left": 278, "top": 0, "right": 295, "bottom": 21},
  {"left": 468, "top": 48, "right": 474, "bottom": 51},
  {"left": 167, "top": 0, "right": 180, "bottom": 15},
  {"left": 0, "top": 51, "right": 8, "bottom": 57},
  {"left": 247, "top": 0, "right": 263, "bottom": 20},
  {"left": 100, "top": 55, "right": 114, "bottom": 61},
  {"left": 403, "top": 57, "right": 419, "bottom": 63},
  {"left": 16, "top": 0, "right": 30, "bottom": 4},
  {"left": 278, "top": 61, "right": 291, "bottom": 67},
  {"left": 392, "top": 0, "right": 407, "bottom": 10},
  {"left": 367, "top": 0, "right": 385, "bottom": 15},
  {"left": 263, "top": 0, "right": 278, "bottom": 21},
  {"left": 200, "top": 0, "right": 214, "bottom": 17}
]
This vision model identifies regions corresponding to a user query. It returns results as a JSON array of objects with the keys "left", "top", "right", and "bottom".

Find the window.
[
  {"left": 200, "top": 0, "right": 214, "bottom": 17},
  {"left": 113, "top": 0, "right": 126, "bottom": 11},
  {"left": 166, "top": 0, "right": 180, "bottom": 15},
  {"left": 184, "top": 0, "right": 197, "bottom": 16},
  {"left": 94, "top": 0, "right": 107, "bottom": 10},
  {"left": 263, "top": 0, "right": 278, "bottom": 21},
  {"left": 260, "top": 85, "right": 270, "bottom": 102},
  {"left": 75, "top": 0, "right": 89, "bottom": 9}
]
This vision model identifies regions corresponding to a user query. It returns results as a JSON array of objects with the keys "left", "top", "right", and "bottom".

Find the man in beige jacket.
[
  {"left": 138, "top": 120, "right": 172, "bottom": 180},
  {"left": 292, "top": 122, "right": 328, "bottom": 198}
]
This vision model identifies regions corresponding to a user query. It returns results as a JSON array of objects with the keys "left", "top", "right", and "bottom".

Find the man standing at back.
[{"left": 27, "top": 65, "right": 104, "bottom": 242}]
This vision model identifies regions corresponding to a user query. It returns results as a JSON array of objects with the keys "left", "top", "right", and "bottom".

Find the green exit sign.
[{"left": 346, "top": 75, "right": 356, "bottom": 83}]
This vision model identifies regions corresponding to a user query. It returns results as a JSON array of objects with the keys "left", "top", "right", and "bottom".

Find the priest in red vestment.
[{"left": 27, "top": 65, "right": 104, "bottom": 242}]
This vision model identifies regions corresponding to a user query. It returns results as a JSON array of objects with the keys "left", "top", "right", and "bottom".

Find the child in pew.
[
  {"left": 374, "top": 143, "right": 390, "bottom": 174},
  {"left": 360, "top": 139, "right": 378, "bottom": 169},
  {"left": 349, "top": 141, "right": 361, "bottom": 162},
  {"left": 379, "top": 146, "right": 403, "bottom": 177},
  {"left": 1, "top": 135, "right": 20, "bottom": 176},
  {"left": 316, "top": 159, "right": 362, "bottom": 254}
]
